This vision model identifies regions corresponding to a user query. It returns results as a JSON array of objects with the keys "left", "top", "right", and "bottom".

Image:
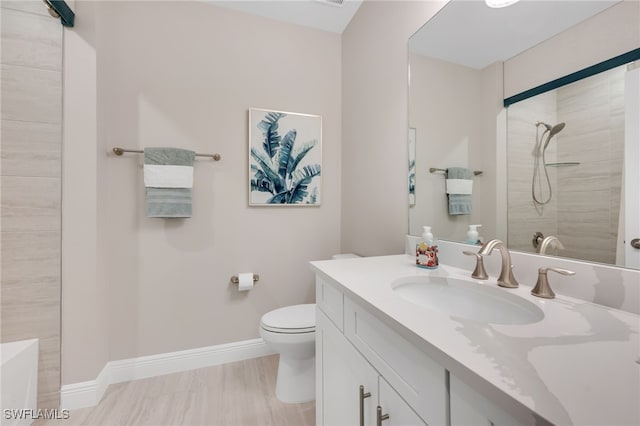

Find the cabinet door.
[
  {"left": 317, "top": 310, "right": 379, "bottom": 426},
  {"left": 344, "top": 298, "right": 447, "bottom": 425},
  {"left": 378, "top": 377, "right": 427, "bottom": 426},
  {"left": 450, "top": 375, "right": 526, "bottom": 426}
]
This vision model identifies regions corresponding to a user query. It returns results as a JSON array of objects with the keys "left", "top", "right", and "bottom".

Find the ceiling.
[
  {"left": 206, "top": 0, "right": 363, "bottom": 33},
  {"left": 409, "top": 0, "right": 621, "bottom": 69}
]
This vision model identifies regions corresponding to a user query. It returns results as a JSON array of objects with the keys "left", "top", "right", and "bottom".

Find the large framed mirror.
[{"left": 408, "top": 0, "right": 640, "bottom": 269}]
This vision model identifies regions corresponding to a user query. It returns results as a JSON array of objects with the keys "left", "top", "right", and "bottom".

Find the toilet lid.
[{"left": 261, "top": 304, "right": 315, "bottom": 333}]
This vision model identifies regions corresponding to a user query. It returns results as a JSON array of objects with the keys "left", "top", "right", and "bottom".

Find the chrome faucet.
[
  {"left": 531, "top": 267, "right": 575, "bottom": 298},
  {"left": 463, "top": 251, "right": 488, "bottom": 280},
  {"left": 538, "top": 235, "right": 564, "bottom": 254},
  {"left": 478, "top": 239, "right": 519, "bottom": 288}
]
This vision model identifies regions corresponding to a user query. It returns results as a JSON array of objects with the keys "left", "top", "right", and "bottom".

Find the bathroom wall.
[
  {"left": 62, "top": 0, "right": 110, "bottom": 386},
  {"left": 341, "top": 0, "right": 447, "bottom": 256},
  {"left": 408, "top": 54, "right": 502, "bottom": 243},
  {"left": 62, "top": 1, "right": 341, "bottom": 384},
  {"left": 0, "top": 1, "right": 62, "bottom": 408},
  {"left": 504, "top": 0, "right": 640, "bottom": 99}
]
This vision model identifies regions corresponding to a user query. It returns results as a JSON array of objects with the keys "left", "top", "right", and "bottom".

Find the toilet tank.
[{"left": 331, "top": 254, "right": 360, "bottom": 260}]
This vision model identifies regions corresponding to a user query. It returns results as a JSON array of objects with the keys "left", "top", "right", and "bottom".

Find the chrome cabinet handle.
[
  {"left": 631, "top": 238, "right": 640, "bottom": 249},
  {"left": 359, "top": 386, "right": 371, "bottom": 426},
  {"left": 376, "top": 406, "right": 389, "bottom": 426}
]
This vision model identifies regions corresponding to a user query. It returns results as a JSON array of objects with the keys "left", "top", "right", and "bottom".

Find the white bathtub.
[{"left": 1, "top": 339, "right": 38, "bottom": 426}]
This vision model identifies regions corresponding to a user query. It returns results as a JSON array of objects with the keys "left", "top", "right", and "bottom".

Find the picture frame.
[
  {"left": 408, "top": 127, "right": 416, "bottom": 207},
  {"left": 249, "top": 108, "right": 322, "bottom": 206}
]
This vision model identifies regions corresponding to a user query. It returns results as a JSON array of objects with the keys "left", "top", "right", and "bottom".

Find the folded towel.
[
  {"left": 144, "top": 165, "right": 193, "bottom": 188},
  {"left": 445, "top": 179, "right": 473, "bottom": 195},
  {"left": 446, "top": 167, "right": 473, "bottom": 215},
  {"left": 145, "top": 188, "right": 193, "bottom": 218},
  {"left": 144, "top": 148, "right": 196, "bottom": 218}
]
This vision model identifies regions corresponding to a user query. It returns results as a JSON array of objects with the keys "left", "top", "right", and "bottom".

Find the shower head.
[
  {"left": 548, "top": 122, "right": 565, "bottom": 137},
  {"left": 543, "top": 122, "right": 566, "bottom": 149}
]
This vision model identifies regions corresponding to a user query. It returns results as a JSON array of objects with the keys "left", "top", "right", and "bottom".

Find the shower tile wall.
[
  {"left": 1, "top": 3, "right": 62, "bottom": 408},
  {"left": 507, "top": 66, "right": 625, "bottom": 264},
  {"left": 507, "top": 91, "right": 559, "bottom": 253},
  {"left": 556, "top": 66, "right": 625, "bottom": 264}
]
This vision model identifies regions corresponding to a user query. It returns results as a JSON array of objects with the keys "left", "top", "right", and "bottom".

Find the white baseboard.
[{"left": 60, "top": 338, "right": 274, "bottom": 410}]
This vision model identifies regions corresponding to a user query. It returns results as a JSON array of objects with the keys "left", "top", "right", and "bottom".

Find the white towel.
[
  {"left": 445, "top": 179, "right": 473, "bottom": 195},
  {"left": 143, "top": 164, "right": 193, "bottom": 189}
]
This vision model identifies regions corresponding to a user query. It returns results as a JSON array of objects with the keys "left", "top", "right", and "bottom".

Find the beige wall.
[
  {"left": 62, "top": 1, "right": 341, "bottom": 384},
  {"left": 341, "top": 0, "right": 446, "bottom": 256},
  {"left": 409, "top": 55, "right": 481, "bottom": 240},
  {"left": 62, "top": 1, "right": 110, "bottom": 386},
  {"left": 0, "top": 1, "right": 62, "bottom": 408},
  {"left": 408, "top": 55, "right": 502, "bottom": 243},
  {"left": 504, "top": 0, "right": 640, "bottom": 98}
]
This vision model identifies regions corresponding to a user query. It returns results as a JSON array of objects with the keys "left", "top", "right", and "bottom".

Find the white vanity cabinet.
[
  {"left": 317, "top": 309, "right": 426, "bottom": 426},
  {"left": 315, "top": 274, "right": 527, "bottom": 426},
  {"left": 450, "top": 375, "right": 523, "bottom": 426},
  {"left": 316, "top": 276, "right": 441, "bottom": 426},
  {"left": 312, "top": 256, "right": 640, "bottom": 426}
]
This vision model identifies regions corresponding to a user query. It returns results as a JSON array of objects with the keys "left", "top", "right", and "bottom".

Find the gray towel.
[
  {"left": 446, "top": 167, "right": 473, "bottom": 215},
  {"left": 144, "top": 148, "right": 196, "bottom": 218}
]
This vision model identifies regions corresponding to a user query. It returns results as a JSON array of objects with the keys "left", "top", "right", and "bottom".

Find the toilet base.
[{"left": 275, "top": 355, "right": 315, "bottom": 403}]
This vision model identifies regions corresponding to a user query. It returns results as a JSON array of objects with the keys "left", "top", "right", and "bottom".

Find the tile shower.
[
  {"left": 1, "top": 2, "right": 63, "bottom": 408},
  {"left": 507, "top": 65, "right": 626, "bottom": 265}
]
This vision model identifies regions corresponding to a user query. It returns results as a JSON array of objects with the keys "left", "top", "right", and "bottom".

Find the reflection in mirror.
[
  {"left": 507, "top": 65, "right": 626, "bottom": 265},
  {"left": 408, "top": 0, "right": 640, "bottom": 269}
]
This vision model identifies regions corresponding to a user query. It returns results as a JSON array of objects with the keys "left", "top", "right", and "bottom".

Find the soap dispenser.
[
  {"left": 416, "top": 226, "right": 439, "bottom": 269},
  {"left": 466, "top": 224, "right": 482, "bottom": 245}
]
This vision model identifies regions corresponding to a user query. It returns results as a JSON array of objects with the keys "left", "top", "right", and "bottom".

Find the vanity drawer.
[
  {"left": 316, "top": 275, "right": 344, "bottom": 332},
  {"left": 344, "top": 297, "right": 447, "bottom": 426}
]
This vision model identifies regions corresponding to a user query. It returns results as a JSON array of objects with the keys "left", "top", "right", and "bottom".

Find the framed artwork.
[
  {"left": 408, "top": 127, "right": 416, "bottom": 207},
  {"left": 249, "top": 108, "right": 322, "bottom": 206}
]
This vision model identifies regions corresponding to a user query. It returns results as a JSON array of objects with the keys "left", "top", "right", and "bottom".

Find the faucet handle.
[
  {"left": 463, "top": 251, "right": 488, "bottom": 280},
  {"left": 531, "top": 267, "right": 576, "bottom": 299}
]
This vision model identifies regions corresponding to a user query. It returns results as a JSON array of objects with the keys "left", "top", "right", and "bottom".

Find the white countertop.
[{"left": 310, "top": 255, "right": 640, "bottom": 426}]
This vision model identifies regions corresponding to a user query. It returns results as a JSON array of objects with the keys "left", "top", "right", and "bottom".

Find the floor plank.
[{"left": 35, "top": 355, "right": 315, "bottom": 426}]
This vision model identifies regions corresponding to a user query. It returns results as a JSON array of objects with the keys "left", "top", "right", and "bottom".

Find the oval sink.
[{"left": 392, "top": 276, "right": 543, "bottom": 325}]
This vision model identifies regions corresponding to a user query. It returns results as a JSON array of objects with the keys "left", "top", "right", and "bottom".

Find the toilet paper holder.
[{"left": 230, "top": 274, "right": 260, "bottom": 284}]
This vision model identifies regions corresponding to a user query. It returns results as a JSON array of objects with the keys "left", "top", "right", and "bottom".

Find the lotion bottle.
[
  {"left": 416, "top": 226, "right": 439, "bottom": 269},
  {"left": 466, "top": 224, "right": 482, "bottom": 245}
]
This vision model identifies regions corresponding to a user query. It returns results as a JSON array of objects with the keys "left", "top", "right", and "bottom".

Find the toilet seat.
[{"left": 260, "top": 304, "right": 315, "bottom": 334}]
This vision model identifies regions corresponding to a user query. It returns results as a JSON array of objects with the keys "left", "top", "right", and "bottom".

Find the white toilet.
[
  {"left": 259, "top": 303, "right": 316, "bottom": 403},
  {"left": 259, "top": 253, "right": 359, "bottom": 403}
]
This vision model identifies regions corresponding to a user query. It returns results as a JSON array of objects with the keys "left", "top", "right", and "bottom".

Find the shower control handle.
[{"left": 631, "top": 238, "right": 640, "bottom": 249}]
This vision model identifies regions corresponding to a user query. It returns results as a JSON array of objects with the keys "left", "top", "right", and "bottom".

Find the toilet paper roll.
[{"left": 238, "top": 272, "right": 254, "bottom": 291}]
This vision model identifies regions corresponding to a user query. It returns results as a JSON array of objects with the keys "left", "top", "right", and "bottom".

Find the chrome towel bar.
[
  {"left": 429, "top": 167, "right": 482, "bottom": 176},
  {"left": 113, "top": 147, "right": 221, "bottom": 161}
]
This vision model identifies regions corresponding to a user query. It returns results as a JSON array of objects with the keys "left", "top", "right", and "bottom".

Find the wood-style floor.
[{"left": 35, "top": 355, "right": 315, "bottom": 426}]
